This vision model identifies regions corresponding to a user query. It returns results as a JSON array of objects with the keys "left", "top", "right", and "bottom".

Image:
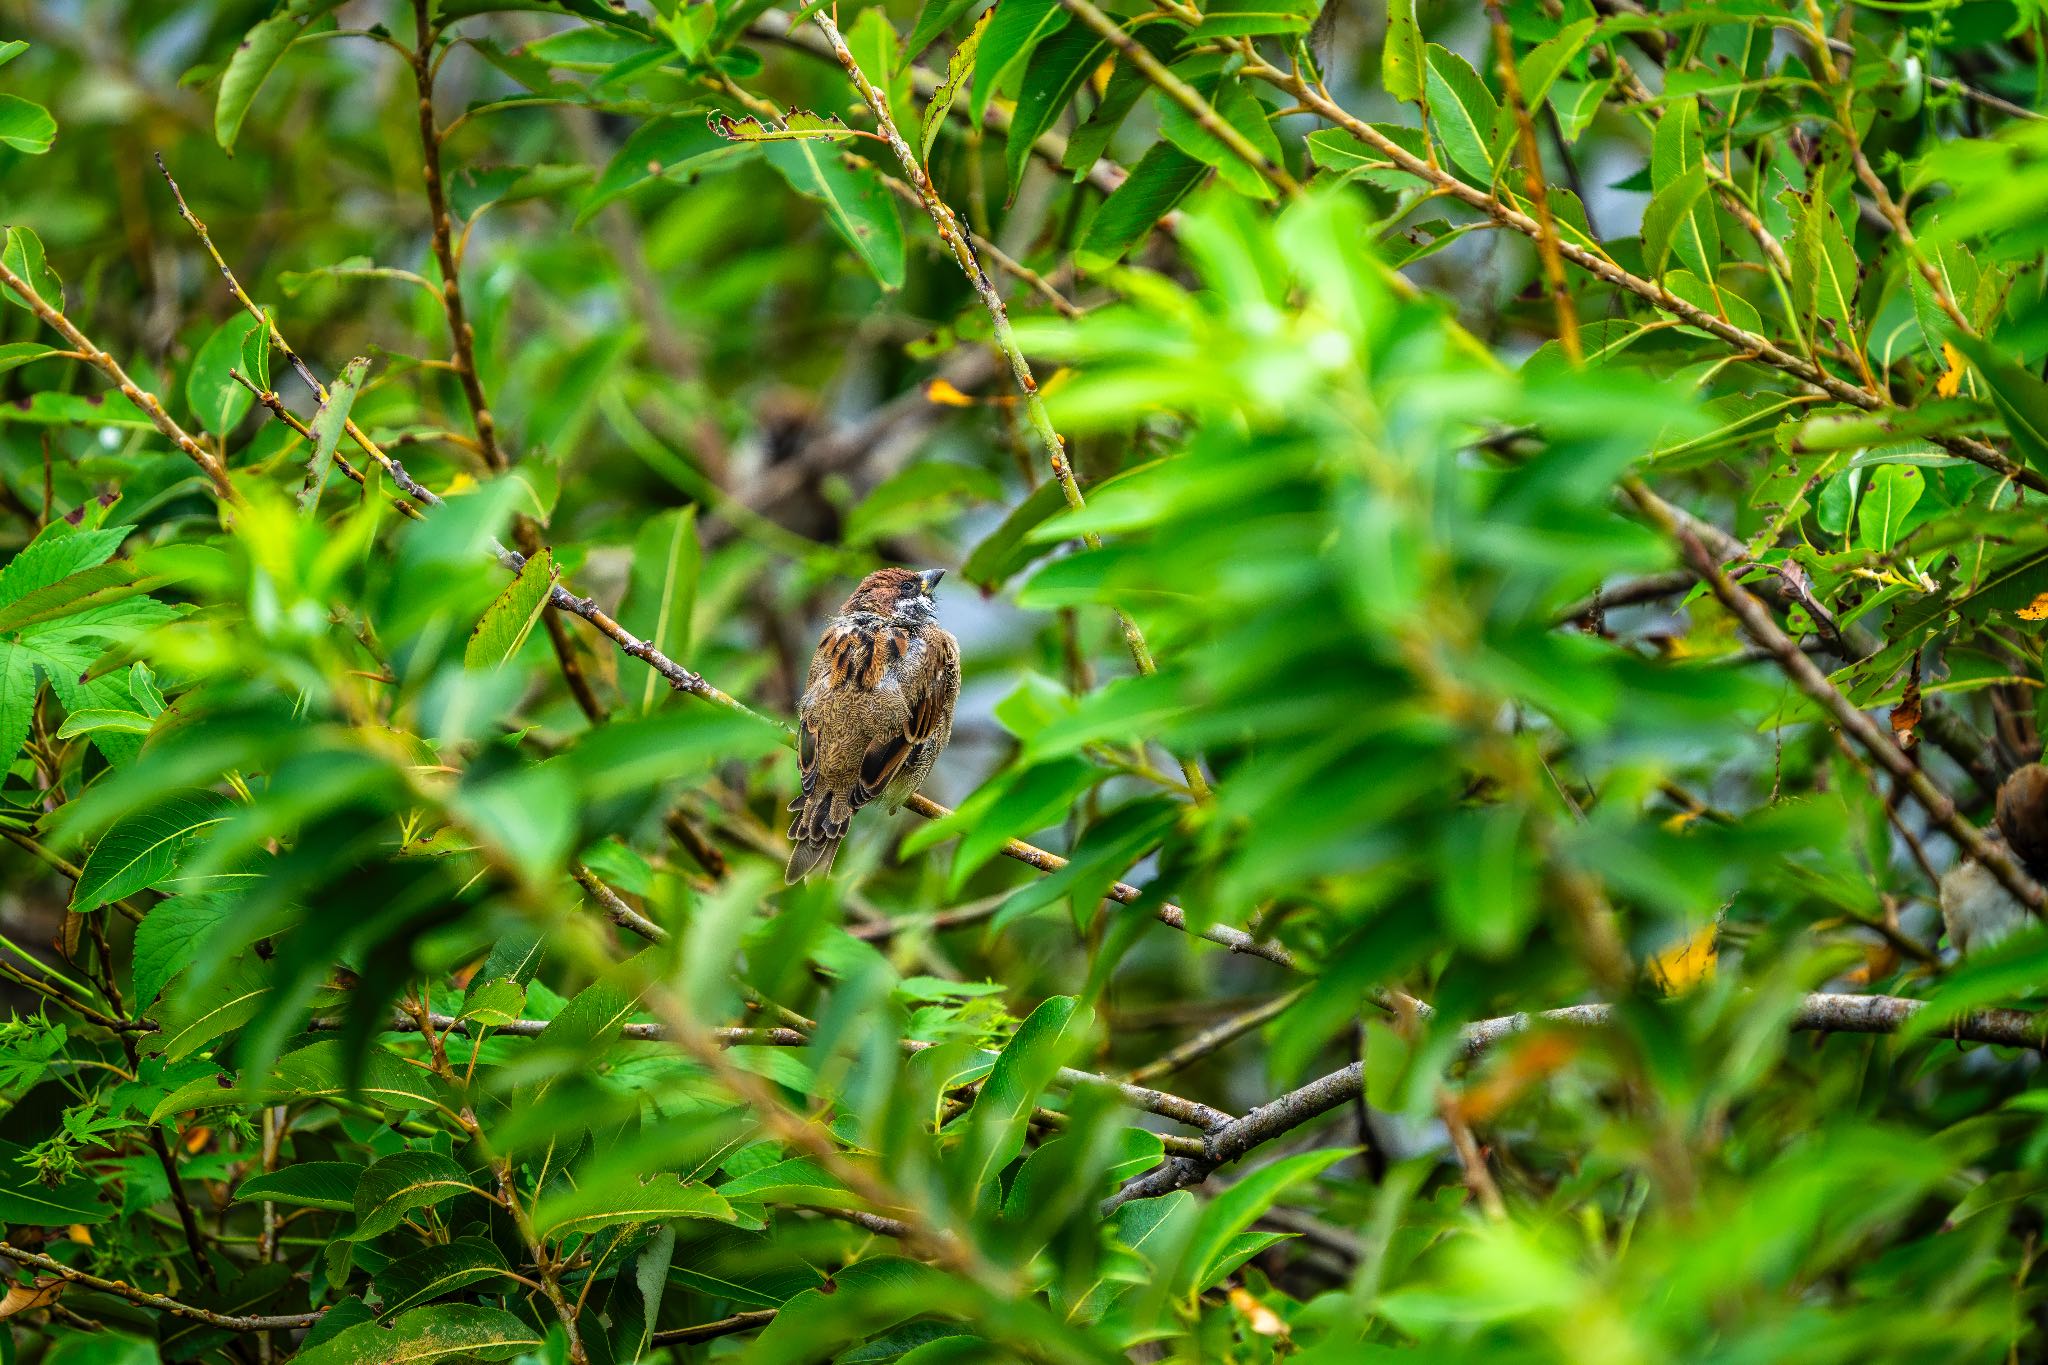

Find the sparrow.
[
  {"left": 1938, "top": 763, "right": 2048, "bottom": 955},
  {"left": 785, "top": 567, "right": 960, "bottom": 883}
]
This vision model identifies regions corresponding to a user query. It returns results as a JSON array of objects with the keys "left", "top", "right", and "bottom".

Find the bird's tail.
[
  {"left": 785, "top": 791, "right": 851, "bottom": 883},
  {"left": 784, "top": 835, "right": 841, "bottom": 883}
]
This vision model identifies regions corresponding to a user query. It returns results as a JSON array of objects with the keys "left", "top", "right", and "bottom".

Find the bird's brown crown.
[
  {"left": 840, "top": 567, "right": 942, "bottom": 623},
  {"left": 1997, "top": 763, "right": 2048, "bottom": 877}
]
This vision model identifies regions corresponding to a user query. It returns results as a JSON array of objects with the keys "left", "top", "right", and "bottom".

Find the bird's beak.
[{"left": 919, "top": 568, "right": 945, "bottom": 595}]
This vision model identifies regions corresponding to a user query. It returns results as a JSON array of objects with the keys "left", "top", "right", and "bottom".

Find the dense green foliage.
[{"left": 3, "top": 0, "right": 2048, "bottom": 1359}]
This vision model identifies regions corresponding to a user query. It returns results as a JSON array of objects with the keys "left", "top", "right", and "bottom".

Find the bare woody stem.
[
  {"left": 0, "top": 1241, "right": 323, "bottom": 1331},
  {"left": 1236, "top": 57, "right": 2042, "bottom": 494},
  {"left": 1622, "top": 475, "right": 2044, "bottom": 913},
  {"left": 1485, "top": 0, "right": 1580, "bottom": 364},
  {"left": 811, "top": 8, "right": 1212, "bottom": 802},
  {"left": 410, "top": 0, "right": 502, "bottom": 474},
  {"left": 1105, "top": 991, "right": 2048, "bottom": 1211},
  {"left": 405, "top": 5, "right": 605, "bottom": 723},
  {"left": 1052, "top": 0, "right": 1301, "bottom": 197},
  {"left": 0, "top": 260, "right": 234, "bottom": 502}
]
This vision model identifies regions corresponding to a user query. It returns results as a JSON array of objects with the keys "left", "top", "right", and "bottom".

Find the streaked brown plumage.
[
  {"left": 785, "top": 567, "right": 959, "bottom": 883},
  {"left": 1939, "top": 763, "right": 2048, "bottom": 954}
]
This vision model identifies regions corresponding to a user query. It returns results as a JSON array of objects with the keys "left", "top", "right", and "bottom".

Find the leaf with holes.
[
  {"left": 1383, "top": 0, "right": 1424, "bottom": 102},
  {"left": 706, "top": 109, "right": 857, "bottom": 144},
  {"left": 924, "top": 5, "right": 994, "bottom": 168}
]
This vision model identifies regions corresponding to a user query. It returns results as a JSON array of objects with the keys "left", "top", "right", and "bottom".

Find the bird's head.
[{"left": 842, "top": 567, "right": 945, "bottom": 626}]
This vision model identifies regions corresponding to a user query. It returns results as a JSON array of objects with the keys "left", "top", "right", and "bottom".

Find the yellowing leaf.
[
  {"left": 924, "top": 377, "right": 978, "bottom": 407},
  {"left": 1937, "top": 341, "right": 1965, "bottom": 398},
  {"left": 1646, "top": 923, "right": 1718, "bottom": 995}
]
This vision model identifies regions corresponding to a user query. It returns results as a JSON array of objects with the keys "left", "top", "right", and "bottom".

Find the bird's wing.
[{"left": 860, "top": 629, "right": 959, "bottom": 803}]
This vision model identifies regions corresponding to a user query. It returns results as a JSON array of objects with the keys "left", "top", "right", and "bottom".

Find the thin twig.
[
  {"left": 0, "top": 1243, "right": 320, "bottom": 1331},
  {"left": 812, "top": 8, "right": 1212, "bottom": 803}
]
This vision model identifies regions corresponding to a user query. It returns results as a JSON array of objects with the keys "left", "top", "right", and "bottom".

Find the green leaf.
[
  {"left": 1436, "top": 804, "right": 1534, "bottom": 955},
  {"left": 0, "top": 95, "right": 55, "bottom": 154},
  {"left": 972, "top": 0, "right": 1067, "bottom": 121},
  {"left": 1176, "top": 1148, "right": 1349, "bottom": 1294},
  {"left": 1061, "top": 23, "right": 1178, "bottom": 175},
  {"left": 149, "top": 952, "right": 272, "bottom": 1062},
  {"left": 1549, "top": 74, "right": 1612, "bottom": 140},
  {"left": 291, "top": 1304, "right": 542, "bottom": 1365},
  {"left": 2, "top": 226, "right": 62, "bottom": 314},
  {"left": 845, "top": 460, "right": 1002, "bottom": 545},
  {"left": 999, "top": 798, "right": 1179, "bottom": 931},
  {"left": 577, "top": 115, "right": 743, "bottom": 226},
  {"left": 54, "top": 708, "right": 153, "bottom": 739},
  {"left": 73, "top": 790, "right": 234, "bottom": 911},
  {"left": 960, "top": 996, "right": 1092, "bottom": 1203},
  {"left": 1787, "top": 174, "right": 1855, "bottom": 340},
  {"left": 186, "top": 315, "right": 261, "bottom": 436},
  {"left": 0, "top": 40, "right": 25, "bottom": 69},
  {"left": 1080, "top": 143, "right": 1205, "bottom": 261},
  {"left": 466, "top": 549, "right": 555, "bottom": 670},
  {"left": 234, "top": 1161, "right": 366, "bottom": 1212},
  {"left": 1423, "top": 45, "right": 1498, "bottom": 182},
  {"left": 749, "top": 1257, "right": 953, "bottom": 1363},
  {"left": 46, "top": 1333, "right": 159, "bottom": 1365},
  {"left": 216, "top": 7, "right": 338, "bottom": 154},
  {"left": 1158, "top": 82, "right": 1283, "bottom": 201},
  {"left": 532, "top": 1173, "right": 736, "bottom": 1241},
  {"left": 373, "top": 1238, "right": 513, "bottom": 1317},
  {"left": 0, "top": 646, "right": 34, "bottom": 773},
  {"left": 152, "top": 1040, "right": 453, "bottom": 1121},
  {"left": 1649, "top": 96, "right": 1719, "bottom": 280},
  {"left": 1642, "top": 163, "right": 1713, "bottom": 277},
  {"left": 0, "top": 341, "right": 55, "bottom": 375},
  {"left": 1516, "top": 18, "right": 1595, "bottom": 113},
  {"left": 1194, "top": 0, "right": 1319, "bottom": 37},
  {"left": 922, "top": 6, "right": 992, "bottom": 167},
  {"left": 962, "top": 479, "right": 1066, "bottom": 590},
  {"left": 762, "top": 140, "right": 906, "bottom": 290},
  {"left": 351, "top": 1151, "right": 478, "bottom": 1241},
  {"left": 909, "top": 0, "right": 986, "bottom": 55},
  {"left": 1010, "top": 29, "right": 1116, "bottom": 198},
  {"left": 1856, "top": 464, "right": 1924, "bottom": 553},
  {"left": 622, "top": 509, "right": 699, "bottom": 713},
  {"left": 300, "top": 355, "right": 368, "bottom": 517},
  {"left": 1383, "top": 0, "right": 1424, "bottom": 102},
  {"left": 713, "top": 1157, "right": 861, "bottom": 1209},
  {"left": 1950, "top": 334, "right": 2048, "bottom": 473}
]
